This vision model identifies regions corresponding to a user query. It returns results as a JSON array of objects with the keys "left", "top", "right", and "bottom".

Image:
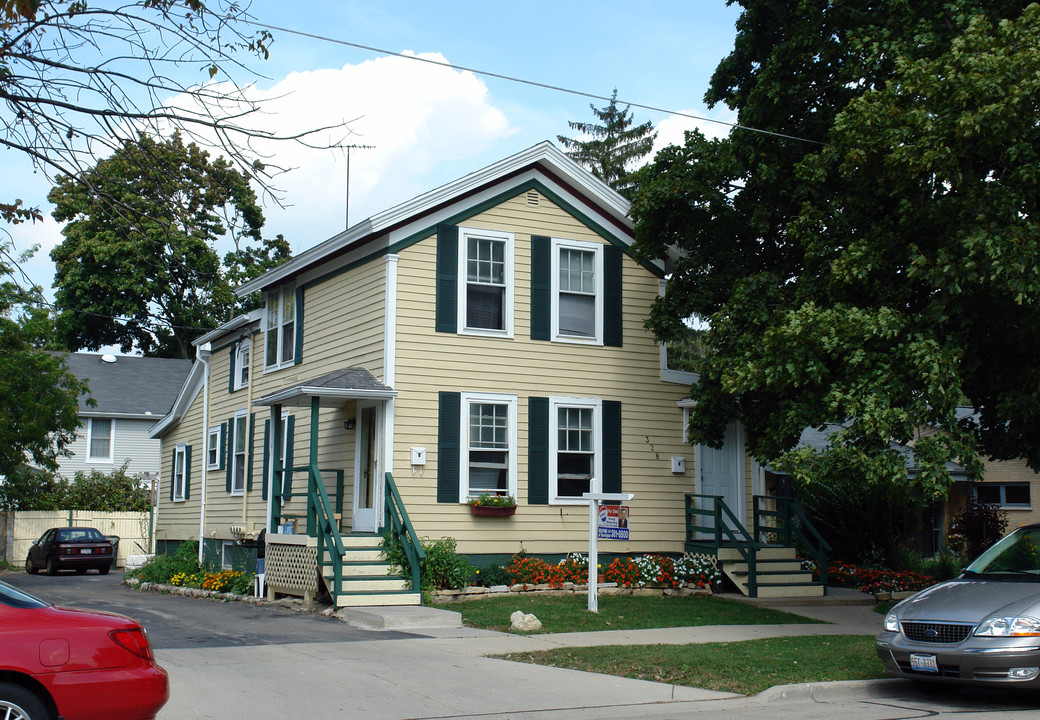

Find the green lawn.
[
  {"left": 497, "top": 635, "right": 885, "bottom": 695},
  {"left": 453, "top": 593, "right": 824, "bottom": 633}
]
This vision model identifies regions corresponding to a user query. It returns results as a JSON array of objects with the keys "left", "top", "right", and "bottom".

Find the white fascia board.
[
  {"left": 148, "top": 361, "right": 205, "bottom": 439},
  {"left": 235, "top": 141, "right": 635, "bottom": 297}
]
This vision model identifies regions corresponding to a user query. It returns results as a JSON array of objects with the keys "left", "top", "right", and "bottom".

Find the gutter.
[{"left": 197, "top": 343, "right": 212, "bottom": 565}]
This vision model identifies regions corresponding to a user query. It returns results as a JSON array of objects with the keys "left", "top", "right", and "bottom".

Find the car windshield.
[
  {"left": 57, "top": 528, "right": 106, "bottom": 542},
  {"left": 0, "top": 580, "right": 50, "bottom": 609},
  {"left": 964, "top": 527, "right": 1040, "bottom": 577}
]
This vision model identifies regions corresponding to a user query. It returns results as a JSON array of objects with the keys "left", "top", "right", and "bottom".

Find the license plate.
[
  {"left": 80, "top": 548, "right": 92, "bottom": 554},
  {"left": 910, "top": 653, "right": 939, "bottom": 672}
]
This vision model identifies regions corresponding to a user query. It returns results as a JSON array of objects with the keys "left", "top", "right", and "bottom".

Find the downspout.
[
  {"left": 197, "top": 343, "right": 212, "bottom": 566},
  {"left": 243, "top": 332, "right": 255, "bottom": 526}
]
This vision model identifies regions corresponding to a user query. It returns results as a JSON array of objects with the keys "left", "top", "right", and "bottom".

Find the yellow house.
[{"left": 150, "top": 142, "right": 823, "bottom": 605}]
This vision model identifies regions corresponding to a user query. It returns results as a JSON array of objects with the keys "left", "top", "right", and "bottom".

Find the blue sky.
[{"left": 3, "top": 1, "right": 741, "bottom": 301}]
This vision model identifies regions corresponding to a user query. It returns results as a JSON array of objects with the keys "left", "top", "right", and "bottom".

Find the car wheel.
[
  {"left": 0, "top": 681, "right": 50, "bottom": 720},
  {"left": 45, "top": 558, "right": 58, "bottom": 576},
  {"left": 25, "top": 558, "right": 38, "bottom": 575},
  {"left": 98, "top": 565, "right": 110, "bottom": 575}
]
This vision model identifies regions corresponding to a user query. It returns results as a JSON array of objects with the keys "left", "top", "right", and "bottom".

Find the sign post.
[{"left": 582, "top": 488, "right": 634, "bottom": 613}]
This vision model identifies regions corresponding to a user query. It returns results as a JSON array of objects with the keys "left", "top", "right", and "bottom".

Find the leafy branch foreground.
[{"left": 497, "top": 636, "right": 884, "bottom": 696}]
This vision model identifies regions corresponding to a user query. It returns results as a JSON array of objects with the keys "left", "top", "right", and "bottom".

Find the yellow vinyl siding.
[
  {"left": 154, "top": 387, "right": 205, "bottom": 543},
  {"left": 390, "top": 192, "right": 694, "bottom": 555}
]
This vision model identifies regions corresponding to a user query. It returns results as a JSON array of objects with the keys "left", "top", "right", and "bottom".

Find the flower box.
[{"left": 470, "top": 505, "right": 516, "bottom": 517}]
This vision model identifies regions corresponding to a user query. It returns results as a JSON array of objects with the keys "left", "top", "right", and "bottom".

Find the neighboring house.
[
  {"left": 60, "top": 353, "right": 192, "bottom": 486},
  {"left": 150, "top": 142, "right": 813, "bottom": 604}
]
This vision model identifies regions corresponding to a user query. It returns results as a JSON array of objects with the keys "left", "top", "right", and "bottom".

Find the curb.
[{"left": 754, "top": 678, "right": 907, "bottom": 703}]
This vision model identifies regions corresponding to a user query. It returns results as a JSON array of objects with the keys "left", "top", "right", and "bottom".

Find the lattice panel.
[{"left": 266, "top": 541, "right": 318, "bottom": 597}]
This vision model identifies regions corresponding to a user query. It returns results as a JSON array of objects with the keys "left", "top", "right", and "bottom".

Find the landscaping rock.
[{"left": 509, "top": 611, "right": 542, "bottom": 632}]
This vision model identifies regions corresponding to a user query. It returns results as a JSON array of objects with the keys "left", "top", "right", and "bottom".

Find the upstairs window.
[
  {"left": 459, "top": 227, "right": 513, "bottom": 336},
  {"left": 230, "top": 412, "right": 248, "bottom": 495},
  {"left": 234, "top": 339, "right": 250, "bottom": 390},
  {"left": 87, "top": 418, "right": 113, "bottom": 462},
  {"left": 172, "top": 444, "right": 189, "bottom": 501},
  {"left": 207, "top": 426, "right": 222, "bottom": 470},
  {"left": 551, "top": 239, "right": 604, "bottom": 344},
  {"left": 265, "top": 284, "right": 296, "bottom": 369}
]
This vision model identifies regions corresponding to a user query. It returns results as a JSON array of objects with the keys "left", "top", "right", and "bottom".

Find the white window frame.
[
  {"left": 231, "top": 410, "right": 248, "bottom": 496},
  {"left": 457, "top": 227, "right": 514, "bottom": 338},
  {"left": 976, "top": 482, "right": 1031, "bottom": 508},
  {"left": 221, "top": 540, "right": 235, "bottom": 570},
  {"left": 549, "top": 396, "right": 602, "bottom": 505},
  {"left": 234, "top": 338, "right": 251, "bottom": 390},
  {"left": 264, "top": 284, "right": 296, "bottom": 370},
  {"left": 86, "top": 418, "right": 114, "bottom": 462},
  {"left": 459, "top": 392, "right": 518, "bottom": 502},
  {"left": 551, "top": 238, "right": 604, "bottom": 345},
  {"left": 173, "top": 444, "right": 187, "bottom": 502},
  {"left": 207, "top": 426, "right": 222, "bottom": 470}
]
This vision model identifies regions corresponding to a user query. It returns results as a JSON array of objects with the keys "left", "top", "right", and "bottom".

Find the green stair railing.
[
  {"left": 753, "top": 495, "right": 831, "bottom": 594},
  {"left": 685, "top": 493, "right": 761, "bottom": 597},
  {"left": 384, "top": 472, "right": 425, "bottom": 594},
  {"left": 302, "top": 464, "right": 345, "bottom": 601}
]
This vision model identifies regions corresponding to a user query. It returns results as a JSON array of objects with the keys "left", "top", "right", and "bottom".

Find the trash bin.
[{"left": 104, "top": 536, "right": 120, "bottom": 569}]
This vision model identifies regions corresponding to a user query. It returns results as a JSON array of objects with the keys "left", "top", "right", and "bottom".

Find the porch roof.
[{"left": 253, "top": 367, "right": 397, "bottom": 407}]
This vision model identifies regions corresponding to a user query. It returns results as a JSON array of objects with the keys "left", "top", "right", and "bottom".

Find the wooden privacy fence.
[{"left": 1, "top": 510, "right": 153, "bottom": 568}]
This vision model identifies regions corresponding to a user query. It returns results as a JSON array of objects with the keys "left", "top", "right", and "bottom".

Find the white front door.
[
  {"left": 696, "top": 421, "right": 745, "bottom": 536},
  {"left": 352, "top": 404, "right": 382, "bottom": 533}
]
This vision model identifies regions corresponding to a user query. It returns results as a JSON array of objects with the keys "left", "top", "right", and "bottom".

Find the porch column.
[
  {"left": 268, "top": 402, "right": 283, "bottom": 533},
  {"left": 307, "top": 397, "right": 321, "bottom": 538}
]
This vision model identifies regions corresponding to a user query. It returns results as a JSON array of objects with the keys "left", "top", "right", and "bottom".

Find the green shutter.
[
  {"left": 225, "top": 418, "right": 234, "bottom": 493},
  {"left": 283, "top": 416, "right": 295, "bottom": 499},
  {"left": 602, "top": 400, "right": 622, "bottom": 494},
  {"left": 184, "top": 445, "right": 192, "bottom": 500},
  {"left": 604, "top": 246, "right": 623, "bottom": 347},
  {"left": 530, "top": 236, "right": 550, "bottom": 340},
  {"left": 437, "top": 392, "right": 460, "bottom": 503},
  {"left": 246, "top": 413, "right": 256, "bottom": 492},
  {"left": 435, "top": 224, "right": 458, "bottom": 333},
  {"left": 294, "top": 286, "right": 304, "bottom": 365},
  {"left": 218, "top": 424, "right": 226, "bottom": 471},
  {"left": 169, "top": 448, "right": 176, "bottom": 501},
  {"left": 528, "top": 396, "right": 549, "bottom": 504},
  {"left": 228, "top": 345, "right": 237, "bottom": 393},
  {"left": 261, "top": 419, "right": 270, "bottom": 501}
]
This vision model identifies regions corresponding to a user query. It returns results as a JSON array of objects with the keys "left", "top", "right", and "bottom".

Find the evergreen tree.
[{"left": 557, "top": 89, "right": 656, "bottom": 199}]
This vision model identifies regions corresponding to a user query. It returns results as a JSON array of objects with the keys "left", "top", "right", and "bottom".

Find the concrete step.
[
  {"left": 335, "top": 591, "right": 422, "bottom": 608},
  {"left": 340, "top": 605, "right": 462, "bottom": 630}
]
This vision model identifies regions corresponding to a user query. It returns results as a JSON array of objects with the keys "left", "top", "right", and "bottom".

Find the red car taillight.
[{"left": 109, "top": 627, "right": 155, "bottom": 660}]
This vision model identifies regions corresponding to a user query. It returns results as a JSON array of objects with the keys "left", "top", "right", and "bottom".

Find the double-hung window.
[
  {"left": 173, "top": 445, "right": 187, "bottom": 501},
  {"left": 552, "top": 239, "right": 603, "bottom": 343},
  {"left": 233, "top": 339, "right": 250, "bottom": 390},
  {"left": 550, "top": 397, "right": 602, "bottom": 502},
  {"left": 265, "top": 284, "right": 296, "bottom": 369},
  {"left": 459, "top": 227, "right": 513, "bottom": 336},
  {"left": 87, "top": 418, "right": 113, "bottom": 462},
  {"left": 207, "top": 426, "right": 222, "bottom": 470},
  {"left": 231, "top": 412, "right": 248, "bottom": 495},
  {"left": 461, "top": 393, "right": 517, "bottom": 500}
]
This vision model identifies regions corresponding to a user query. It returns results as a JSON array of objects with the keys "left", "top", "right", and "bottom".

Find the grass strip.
[
  {"left": 454, "top": 593, "right": 823, "bottom": 633},
  {"left": 496, "top": 635, "right": 884, "bottom": 695}
]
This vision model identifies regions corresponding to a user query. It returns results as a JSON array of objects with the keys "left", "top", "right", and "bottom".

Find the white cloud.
[{"left": 653, "top": 108, "right": 736, "bottom": 154}]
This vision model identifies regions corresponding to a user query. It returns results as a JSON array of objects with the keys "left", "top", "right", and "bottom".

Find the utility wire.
[{"left": 242, "top": 20, "right": 827, "bottom": 147}]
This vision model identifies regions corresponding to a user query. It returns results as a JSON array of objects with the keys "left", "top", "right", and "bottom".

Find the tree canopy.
[
  {"left": 558, "top": 89, "right": 656, "bottom": 199},
  {"left": 48, "top": 131, "right": 290, "bottom": 358},
  {"left": 0, "top": 248, "right": 86, "bottom": 478},
  {"left": 631, "top": 0, "right": 1040, "bottom": 498}
]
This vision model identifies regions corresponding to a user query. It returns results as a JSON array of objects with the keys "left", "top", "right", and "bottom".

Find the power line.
[{"left": 241, "top": 20, "right": 827, "bottom": 147}]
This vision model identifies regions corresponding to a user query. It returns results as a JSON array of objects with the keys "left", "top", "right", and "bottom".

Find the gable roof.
[
  {"left": 61, "top": 353, "right": 193, "bottom": 419},
  {"left": 235, "top": 141, "right": 661, "bottom": 298}
]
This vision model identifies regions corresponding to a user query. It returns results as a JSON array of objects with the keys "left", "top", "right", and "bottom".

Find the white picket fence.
[{"left": 2, "top": 510, "right": 152, "bottom": 569}]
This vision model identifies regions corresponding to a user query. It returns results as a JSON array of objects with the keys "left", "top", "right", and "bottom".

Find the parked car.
[
  {"left": 25, "top": 527, "right": 114, "bottom": 576},
  {"left": 877, "top": 522, "right": 1040, "bottom": 690},
  {"left": 0, "top": 579, "right": 168, "bottom": 720}
]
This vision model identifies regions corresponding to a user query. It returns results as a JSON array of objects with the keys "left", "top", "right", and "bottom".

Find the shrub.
[
  {"left": 949, "top": 492, "right": 1008, "bottom": 560},
  {"left": 471, "top": 562, "right": 511, "bottom": 587},
  {"left": 129, "top": 539, "right": 203, "bottom": 585},
  {"left": 382, "top": 535, "right": 472, "bottom": 592}
]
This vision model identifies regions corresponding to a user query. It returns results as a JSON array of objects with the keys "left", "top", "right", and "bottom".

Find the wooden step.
[
  {"left": 337, "top": 576, "right": 410, "bottom": 592},
  {"left": 338, "top": 560, "right": 396, "bottom": 577},
  {"left": 340, "top": 533, "right": 384, "bottom": 549},
  {"left": 718, "top": 546, "right": 797, "bottom": 562},
  {"left": 335, "top": 590, "right": 422, "bottom": 608}
]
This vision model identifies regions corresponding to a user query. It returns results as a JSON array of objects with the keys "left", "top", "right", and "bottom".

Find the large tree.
[
  {"left": 631, "top": 1, "right": 1040, "bottom": 502},
  {"left": 49, "top": 131, "right": 290, "bottom": 358},
  {"left": 0, "top": 244, "right": 86, "bottom": 479},
  {"left": 557, "top": 89, "right": 656, "bottom": 199}
]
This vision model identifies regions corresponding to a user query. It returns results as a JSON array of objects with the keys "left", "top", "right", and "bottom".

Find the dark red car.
[
  {"left": 0, "top": 579, "right": 168, "bottom": 720},
  {"left": 25, "top": 527, "right": 114, "bottom": 576}
]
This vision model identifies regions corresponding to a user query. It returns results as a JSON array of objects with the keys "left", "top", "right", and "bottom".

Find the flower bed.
[
  {"left": 802, "top": 559, "right": 935, "bottom": 595},
  {"left": 494, "top": 552, "right": 720, "bottom": 590}
]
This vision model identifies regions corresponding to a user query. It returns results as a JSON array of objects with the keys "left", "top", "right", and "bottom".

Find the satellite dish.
[{"left": 101, "top": 354, "right": 117, "bottom": 364}]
